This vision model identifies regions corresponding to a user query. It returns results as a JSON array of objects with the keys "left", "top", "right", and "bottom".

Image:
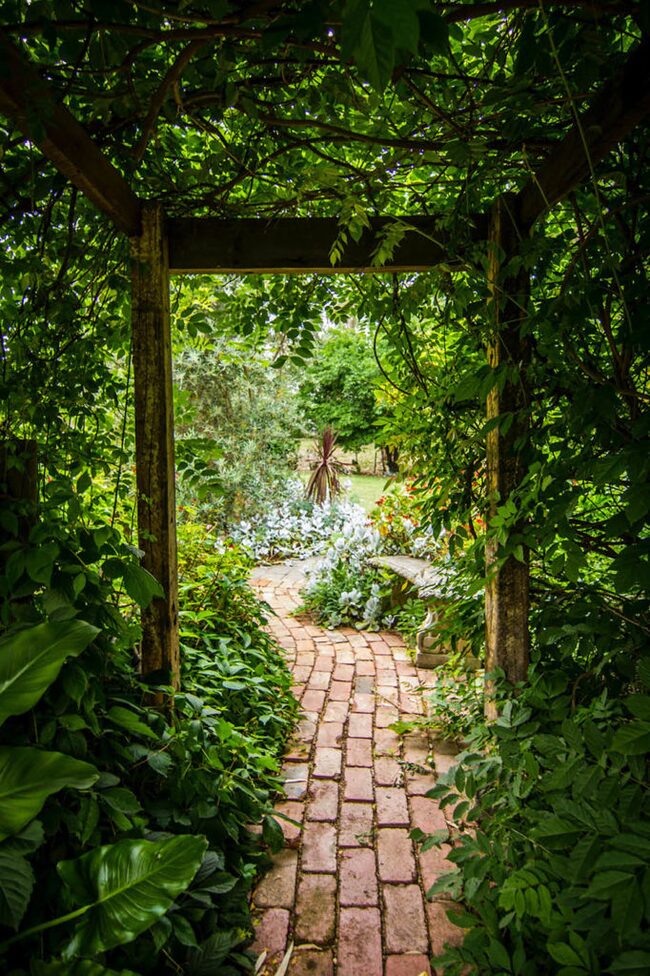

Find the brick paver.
[{"left": 250, "top": 561, "right": 461, "bottom": 975}]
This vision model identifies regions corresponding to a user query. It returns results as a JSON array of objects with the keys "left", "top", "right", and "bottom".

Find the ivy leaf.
[
  {"left": 0, "top": 620, "right": 99, "bottom": 726},
  {"left": 58, "top": 835, "right": 207, "bottom": 957}
]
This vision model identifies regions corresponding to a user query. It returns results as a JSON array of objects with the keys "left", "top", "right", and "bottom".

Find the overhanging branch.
[{"left": 0, "top": 34, "right": 142, "bottom": 236}]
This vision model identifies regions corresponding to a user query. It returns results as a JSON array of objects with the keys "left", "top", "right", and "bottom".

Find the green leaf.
[
  {"left": 106, "top": 705, "right": 157, "bottom": 740},
  {"left": 0, "top": 747, "right": 98, "bottom": 841},
  {"left": 58, "top": 835, "right": 207, "bottom": 957},
  {"left": 0, "top": 620, "right": 99, "bottom": 726},
  {"left": 121, "top": 564, "right": 164, "bottom": 609},
  {"left": 25, "top": 543, "right": 59, "bottom": 585},
  {"left": 101, "top": 787, "right": 142, "bottom": 815},
  {"left": 172, "top": 914, "right": 198, "bottom": 948},
  {"left": 342, "top": 0, "right": 395, "bottom": 91},
  {"left": 418, "top": 9, "right": 450, "bottom": 54},
  {"left": 585, "top": 870, "right": 633, "bottom": 901},
  {"left": 625, "top": 695, "right": 650, "bottom": 721},
  {"left": 612, "top": 720, "right": 650, "bottom": 756},
  {"left": 609, "top": 952, "right": 650, "bottom": 974},
  {"left": 187, "top": 930, "right": 240, "bottom": 975},
  {"left": 0, "top": 852, "right": 34, "bottom": 929},
  {"left": 31, "top": 961, "right": 139, "bottom": 975},
  {"left": 375, "top": 0, "right": 420, "bottom": 55},
  {"left": 611, "top": 879, "right": 643, "bottom": 941},
  {"left": 548, "top": 943, "right": 584, "bottom": 967},
  {"left": 262, "top": 814, "right": 284, "bottom": 854}
]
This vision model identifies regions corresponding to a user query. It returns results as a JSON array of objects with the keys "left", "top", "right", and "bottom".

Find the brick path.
[{"left": 250, "top": 562, "right": 462, "bottom": 976}]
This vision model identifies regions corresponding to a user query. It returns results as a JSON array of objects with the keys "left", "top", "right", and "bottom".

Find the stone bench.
[{"left": 369, "top": 554, "right": 480, "bottom": 670}]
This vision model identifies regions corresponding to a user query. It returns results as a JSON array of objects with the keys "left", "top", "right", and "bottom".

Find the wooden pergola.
[{"left": 2, "top": 30, "right": 649, "bottom": 698}]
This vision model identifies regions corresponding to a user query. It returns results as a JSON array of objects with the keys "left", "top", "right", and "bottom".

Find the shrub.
[
  {"left": 420, "top": 664, "right": 650, "bottom": 976},
  {"left": 0, "top": 514, "right": 296, "bottom": 974},
  {"left": 230, "top": 480, "right": 366, "bottom": 562}
]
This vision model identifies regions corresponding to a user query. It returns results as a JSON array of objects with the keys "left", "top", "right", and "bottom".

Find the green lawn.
[
  {"left": 297, "top": 470, "right": 387, "bottom": 513},
  {"left": 342, "top": 473, "right": 387, "bottom": 513}
]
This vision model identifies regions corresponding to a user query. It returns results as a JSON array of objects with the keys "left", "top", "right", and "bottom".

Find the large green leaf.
[
  {"left": 0, "top": 851, "right": 34, "bottom": 929},
  {"left": 0, "top": 620, "right": 99, "bottom": 726},
  {"left": 58, "top": 835, "right": 208, "bottom": 957},
  {"left": 32, "top": 962, "right": 138, "bottom": 976},
  {"left": 0, "top": 748, "right": 98, "bottom": 841}
]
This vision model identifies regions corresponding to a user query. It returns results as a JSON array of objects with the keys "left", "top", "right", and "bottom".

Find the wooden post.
[
  {"left": 484, "top": 196, "right": 531, "bottom": 712},
  {"left": 130, "top": 203, "right": 180, "bottom": 689}
]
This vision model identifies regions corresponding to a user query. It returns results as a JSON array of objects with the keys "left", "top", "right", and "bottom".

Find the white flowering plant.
[
  {"left": 299, "top": 515, "right": 395, "bottom": 629},
  {"left": 230, "top": 478, "right": 365, "bottom": 562}
]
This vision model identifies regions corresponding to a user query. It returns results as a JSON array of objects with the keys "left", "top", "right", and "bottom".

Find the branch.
[{"left": 133, "top": 38, "right": 209, "bottom": 163}]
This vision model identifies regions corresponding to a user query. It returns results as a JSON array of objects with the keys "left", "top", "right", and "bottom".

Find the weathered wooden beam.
[
  {"left": 516, "top": 36, "right": 650, "bottom": 227},
  {"left": 167, "top": 215, "right": 483, "bottom": 273},
  {"left": 131, "top": 203, "right": 180, "bottom": 689},
  {"left": 0, "top": 35, "right": 141, "bottom": 236},
  {"left": 484, "top": 195, "right": 531, "bottom": 711}
]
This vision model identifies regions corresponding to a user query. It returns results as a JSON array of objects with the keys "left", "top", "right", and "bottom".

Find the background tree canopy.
[{"left": 296, "top": 326, "right": 381, "bottom": 452}]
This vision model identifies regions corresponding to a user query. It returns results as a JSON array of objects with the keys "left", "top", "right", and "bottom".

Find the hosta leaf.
[
  {"left": 0, "top": 620, "right": 99, "bottom": 726},
  {"left": 0, "top": 747, "right": 98, "bottom": 841},
  {"left": 58, "top": 835, "right": 207, "bottom": 957},
  {"left": 0, "top": 852, "right": 34, "bottom": 929}
]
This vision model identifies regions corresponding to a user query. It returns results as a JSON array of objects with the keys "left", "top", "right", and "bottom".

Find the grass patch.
[{"left": 343, "top": 473, "right": 387, "bottom": 513}]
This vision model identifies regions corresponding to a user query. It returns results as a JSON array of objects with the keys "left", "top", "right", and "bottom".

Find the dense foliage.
[
  {"left": 297, "top": 327, "right": 381, "bottom": 452},
  {"left": 0, "top": 511, "right": 296, "bottom": 974},
  {"left": 174, "top": 336, "right": 302, "bottom": 527}
]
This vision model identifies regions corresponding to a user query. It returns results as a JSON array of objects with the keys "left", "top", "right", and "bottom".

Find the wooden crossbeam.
[
  {"left": 0, "top": 35, "right": 142, "bottom": 236},
  {"left": 167, "top": 215, "right": 480, "bottom": 274},
  {"left": 516, "top": 36, "right": 650, "bottom": 227}
]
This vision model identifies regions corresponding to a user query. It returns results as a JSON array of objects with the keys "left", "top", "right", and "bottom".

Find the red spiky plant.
[{"left": 306, "top": 427, "right": 342, "bottom": 504}]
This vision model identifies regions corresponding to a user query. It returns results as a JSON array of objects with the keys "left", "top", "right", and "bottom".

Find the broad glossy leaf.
[
  {"left": 0, "top": 748, "right": 98, "bottom": 841},
  {"left": 0, "top": 620, "right": 99, "bottom": 726},
  {"left": 0, "top": 851, "right": 34, "bottom": 929},
  {"left": 58, "top": 835, "right": 208, "bottom": 957}
]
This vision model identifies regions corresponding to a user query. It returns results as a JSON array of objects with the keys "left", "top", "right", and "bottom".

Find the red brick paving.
[{"left": 250, "top": 564, "right": 461, "bottom": 975}]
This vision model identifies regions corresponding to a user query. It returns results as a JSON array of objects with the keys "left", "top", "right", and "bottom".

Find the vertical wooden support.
[
  {"left": 485, "top": 196, "right": 531, "bottom": 710},
  {"left": 130, "top": 203, "right": 180, "bottom": 689}
]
